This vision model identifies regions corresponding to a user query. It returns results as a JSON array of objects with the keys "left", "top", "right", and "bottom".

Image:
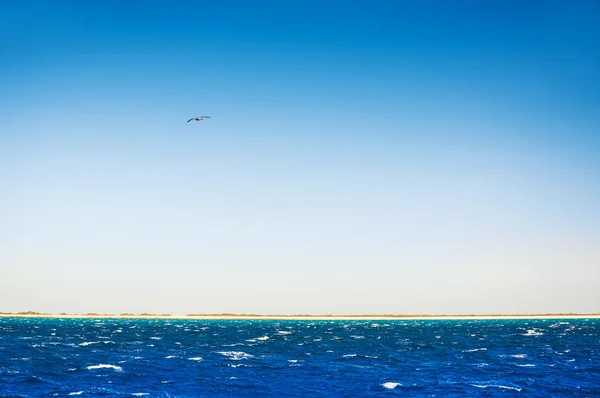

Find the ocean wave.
[
  {"left": 68, "top": 392, "right": 83, "bottom": 396},
  {"left": 131, "top": 394, "right": 149, "bottom": 396},
  {"left": 277, "top": 331, "right": 292, "bottom": 335},
  {"left": 523, "top": 329, "right": 544, "bottom": 336},
  {"left": 79, "top": 341, "right": 100, "bottom": 346},
  {"left": 382, "top": 382, "right": 401, "bottom": 389},
  {"left": 87, "top": 364, "right": 123, "bottom": 372},
  {"left": 510, "top": 354, "right": 527, "bottom": 358},
  {"left": 217, "top": 351, "right": 253, "bottom": 360},
  {"left": 246, "top": 335, "right": 269, "bottom": 342},
  {"left": 471, "top": 384, "right": 521, "bottom": 391},
  {"left": 463, "top": 348, "right": 487, "bottom": 353},
  {"left": 188, "top": 357, "right": 203, "bottom": 361},
  {"left": 165, "top": 355, "right": 178, "bottom": 359}
]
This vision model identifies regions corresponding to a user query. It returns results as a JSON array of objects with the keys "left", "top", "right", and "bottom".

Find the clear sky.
[{"left": 1, "top": 1, "right": 599, "bottom": 315}]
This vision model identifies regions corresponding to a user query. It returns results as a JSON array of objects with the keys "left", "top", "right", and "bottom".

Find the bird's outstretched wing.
[{"left": 187, "top": 118, "right": 195, "bottom": 123}]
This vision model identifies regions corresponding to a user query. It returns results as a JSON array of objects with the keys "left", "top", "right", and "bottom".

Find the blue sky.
[{"left": 1, "top": 1, "right": 599, "bottom": 314}]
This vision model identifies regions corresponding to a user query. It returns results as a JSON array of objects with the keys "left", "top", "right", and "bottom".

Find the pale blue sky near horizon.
[{"left": 1, "top": 1, "right": 599, "bottom": 314}]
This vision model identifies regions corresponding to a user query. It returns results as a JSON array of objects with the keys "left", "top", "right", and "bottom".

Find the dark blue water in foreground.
[{"left": 1, "top": 318, "right": 599, "bottom": 396}]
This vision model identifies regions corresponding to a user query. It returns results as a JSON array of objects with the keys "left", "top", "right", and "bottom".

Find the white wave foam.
[
  {"left": 256, "top": 335, "right": 269, "bottom": 341},
  {"left": 463, "top": 348, "right": 487, "bottom": 353},
  {"left": 343, "top": 354, "right": 357, "bottom": 358},
  {"left": 471, "top": 384, "right": 521, "bottom": 391},
  {"left": 288, "top": 359, "right": 299, "bottom": 363},
  {"left": 69, "top": 393, "right": 83, "bottom": 396},
  {"left": 523, "top": 329, "right": 543, "bottom": 336},
  {"left": 79, "top": 341, "right": 99, "bottom": 347},
  {"left": 510, "top": 354, "right": 527, "bottom": 358},
  {"left": 87, "top": 364, "right": 123, "bottom": 372},
  {"left": 188, "top": 357, "right": 203, "bottom": 361},
  {"left": 277, "top": 331, "right": 292, "bottom": 335},
  {"left": 131, "top": 394, "right": 149, "bottom": 396},
  {"left": 382, "top": 382, "right": 401, "bottom": 389},
  {"left": 350, "top": 335, "right": 365, "bottom": 339},
  {"left": 165, "top": 355, "right": 178, "bottom": 359},
  {"left": 150, "top": 337, "right": 162, "bottom": 340},
  {"left": 217, "top": 351, "right": 253, "bottom": 360},
  {"left": 517, "top": 364, "right": 535, "bottom": 367}
]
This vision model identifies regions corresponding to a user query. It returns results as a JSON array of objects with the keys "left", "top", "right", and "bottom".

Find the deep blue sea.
[{"left": 1, "top": 317, "right": 599, "bottom": 397}]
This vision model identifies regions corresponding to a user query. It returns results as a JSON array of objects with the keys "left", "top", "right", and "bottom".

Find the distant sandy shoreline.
[{"left": 1, "top": 313, "right": 599, "bottom": 321}]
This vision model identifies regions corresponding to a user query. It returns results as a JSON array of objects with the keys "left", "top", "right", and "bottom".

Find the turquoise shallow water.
[{"left": 0, "top": 317, "right": 599, "bottom": 396}]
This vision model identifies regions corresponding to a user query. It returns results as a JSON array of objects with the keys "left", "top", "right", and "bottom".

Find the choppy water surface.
[{"left": 1, "top": 318, "right": 599, "bottom": 396}]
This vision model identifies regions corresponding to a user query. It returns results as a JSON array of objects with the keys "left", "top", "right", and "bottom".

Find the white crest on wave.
[
  {"left": 471, "top": 384, "right": 522, "bottom": 391},
  {"left": 87, "top": 364, "right": 123, "bottom": 372},
  {"left": 217, "top": 351, "right": 254, "bottom": 360},
  {"left": 79, "top": 341, "right": 99, "bottom": 346}
]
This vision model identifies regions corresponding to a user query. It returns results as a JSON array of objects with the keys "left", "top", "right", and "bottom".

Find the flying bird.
[{"left": 187, "top": 116, "right": 211, "bottom": 123}]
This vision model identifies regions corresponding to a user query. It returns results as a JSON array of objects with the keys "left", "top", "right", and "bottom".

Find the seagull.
[{"left": 187, "top": 116, "right": 211, "bottom": 123}]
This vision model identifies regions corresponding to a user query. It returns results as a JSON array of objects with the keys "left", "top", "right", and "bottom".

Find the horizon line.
[{"left": 2, "top": 312, "right": 599, "bottom": 320}]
